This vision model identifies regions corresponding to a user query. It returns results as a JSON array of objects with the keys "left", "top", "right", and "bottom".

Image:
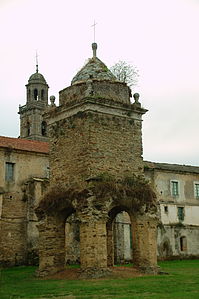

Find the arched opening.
[
  {"left": 41, "top": 121, "right": 47, "bottom": 136},
  {"left": 180, "top": 236, "right": 187, "bottom": 252},
  {"left": 34, "top": 89, "right": 38, "bottom": 100},
  {"left": 27, "top": 122, "right": 30, "bottom": 136},
  {"left": 41, "top": 89, "right": 45, "bottom": 100},
  {"left": 161, "top": 240, "right": 170, "bottom": 259},
  {"left": 107, "top": 206, "right": 133, "bottom": 267},
  {"left": 113, "top": 212, "right": 132, "bottom": 264}
]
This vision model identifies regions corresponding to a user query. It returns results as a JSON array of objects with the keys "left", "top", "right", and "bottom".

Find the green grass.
[{"left": 1, "top": 260, "right": 199, "bottom": 299}]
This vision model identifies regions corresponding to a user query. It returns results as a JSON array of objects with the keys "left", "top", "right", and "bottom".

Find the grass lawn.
[{"left": 1, "top": 260, "right": 199, "bottom": 299}]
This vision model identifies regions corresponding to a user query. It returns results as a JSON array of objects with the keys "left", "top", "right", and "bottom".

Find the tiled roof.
[
  {"left": 71, "top": 57, "right": 116, "bottom": 85},
  {"left": 144, "top": 161, "right": 199, "bottom": 174},
  {"left": 0, "top": 136, "right": 49, "bottom": 154}
]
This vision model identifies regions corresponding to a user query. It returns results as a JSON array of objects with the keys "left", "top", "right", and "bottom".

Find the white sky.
[{"left": 0, "top": 0, "right": 198, "bottom": 166}]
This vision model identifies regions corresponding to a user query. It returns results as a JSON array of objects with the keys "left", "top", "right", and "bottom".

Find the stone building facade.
[
  {"left": 35, "top": 43, "right": 158, "bottom": 277},
  {"left": 0, "top": 43, "right": 198, "bottom": 275},
  {"left": 0, "top": 136, "right": 49, "bottom": 266},
  {"left": 145, "top": 162, "right": 199, "bottom": 260}
]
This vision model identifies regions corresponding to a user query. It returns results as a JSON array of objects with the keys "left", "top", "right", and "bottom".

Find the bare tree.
[{"left": 110, "top": 61, "right": 139, "bottom": 87}]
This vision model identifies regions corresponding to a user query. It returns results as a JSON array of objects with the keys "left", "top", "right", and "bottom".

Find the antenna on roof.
[{"left": 36, "top": 50, "right": 39, "bottom": 73}]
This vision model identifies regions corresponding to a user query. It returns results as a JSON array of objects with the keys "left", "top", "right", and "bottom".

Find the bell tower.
[{"left": 18, "top": 61, "right": 49, "bottom": 141}]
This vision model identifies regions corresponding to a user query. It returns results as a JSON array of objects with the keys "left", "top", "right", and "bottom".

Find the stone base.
[
  {"left": 36, "top": 266, "right": 65, "bottom": 278},
  {"left": 79, "top": 267, "right": 112, "bottom": 279},
  {"left": 137, "top": 265, "right": 161, "bottom": 275}
]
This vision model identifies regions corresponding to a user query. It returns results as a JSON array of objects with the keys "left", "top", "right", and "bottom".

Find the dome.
[
  {"left": 28, "top": 72, "right": 47, "bottom": 84},
  {"left": 71, "top": 43, "right": 117, "bottom": 85}
]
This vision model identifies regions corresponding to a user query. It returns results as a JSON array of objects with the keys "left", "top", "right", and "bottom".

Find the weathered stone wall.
[
  {"left": 49, "top": 111, "right": 144, "bottom": 187},
  {"left": 131, "top": 215, "right": 158, "bottom": 272},
  {"left": 59, "top": 81, "right": 131, "bottom": 106},
  {"left": 79, "top": 220, "right": 108, "bottom": 269},
  {"left": 157, "top": 225, "right": 199, "bottom": 259},
  {"left": 0, "top": 147, "right": 49, "bottom": 266},
  {"left": 65, "top": 214, "right": 80, "bottom": 264},
  {"left": 145, "top": 163, "right": 199, "bottom": 260},
  {"left": 38, "top": 79, "right": 158, "bottom": 277}
]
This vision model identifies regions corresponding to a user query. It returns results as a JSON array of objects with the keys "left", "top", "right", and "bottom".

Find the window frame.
[
  {"left": 194, "top": 181, "right": 199, "bottom": 199},
  {"left": 5, "top": 162, "right": 15, "bottom": 182},
  {"left": 177, "top": 206, "right": 184, "bottom": 221},
  {"left": 170, "top": 180, "right": 180, "bottom": 197}
]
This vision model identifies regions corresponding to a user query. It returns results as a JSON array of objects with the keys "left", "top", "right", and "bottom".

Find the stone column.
[
  {"left": 131, "top": 214, "right": 158, "bottom": 274},
  {"left": 106, "top": 221, "right": 114, "bottom": 266},
  {"left": 37, "top": 214, "right": 65, "bottom": 276},
  {"left": 79, "top": 219, "right": 110, "bottom": 278}
]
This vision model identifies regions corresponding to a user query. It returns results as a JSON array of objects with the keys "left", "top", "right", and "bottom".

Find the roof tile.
[{"left": 0, "top": 136, "right": 49, "bottom": 154}]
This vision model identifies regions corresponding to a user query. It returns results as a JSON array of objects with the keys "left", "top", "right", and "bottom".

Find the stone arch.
[
  {"left": 180, "top": 236, "right": 187, "bottom": 252},
  {"left": 159, "top": 238, "right": 172, "bottom": 259},
  {"left": 36, "top": 194, "right": 76, "bottom": 277},
  {"left": 106, "top": 189, "right": 159, "bottom": 273},
  {"left": 107, "top": 205, "right": 132, "bottom": 266},
  {"left": 34, "top": 88, "right": 38, "bottom": 100},
  {"left": 36, "top": 176, "right": 159, "bottom": 277}
]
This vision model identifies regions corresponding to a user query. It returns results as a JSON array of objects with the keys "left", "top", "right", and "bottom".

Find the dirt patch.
[{"left": 44, "top": 266, "right": 146, "bottom": 280}]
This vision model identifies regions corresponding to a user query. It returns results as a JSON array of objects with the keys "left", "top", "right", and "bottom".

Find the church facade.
[{"left": 0, "top": 44, "right": 198, "bottom": 273}]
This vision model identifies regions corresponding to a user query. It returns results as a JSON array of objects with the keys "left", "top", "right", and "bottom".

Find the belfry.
[
  {"left": 36, "top": 43, "right": 159, "bottom": 278},
  {"left": 18, "top": 61, "right": 49, "bottom": 141}
]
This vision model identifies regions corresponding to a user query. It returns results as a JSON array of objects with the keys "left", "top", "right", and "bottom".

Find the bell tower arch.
[{"left": 18, "top": 62, "right": 49, "bottom": 141}]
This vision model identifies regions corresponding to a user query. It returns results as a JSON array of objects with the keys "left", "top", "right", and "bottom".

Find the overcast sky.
[{"left": 0, "top": 0, "right": 198, "bottom": 166}]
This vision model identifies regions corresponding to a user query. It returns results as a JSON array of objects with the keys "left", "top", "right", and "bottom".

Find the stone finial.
[
  {"left": 92, "top": 43, "right": 97, "bottom": 58},
  {"left": 133, "top": 93, "right": 140, "bottom": 103},
  {"left": 50, "top": 95, "right": 56, "bottom": 107}
]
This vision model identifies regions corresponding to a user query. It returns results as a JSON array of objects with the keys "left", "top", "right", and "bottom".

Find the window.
[
  {"left": 194, "top": 182, "right": 199, "bottom": 199},
  {"left": 5, "top": 162, "right": 15, "bottom": 182},
  {"left": 164, "top": 206, "right": 168, "bottom": 213},
  {"left": 34, "top": 88, "right": 38, "bottom": 100},
  {"left": 41, "top": 121, "right": 47, "bottom": 136},
  {"left": 27, "top": 122, "right": 30, "bottom": 136},
  {"left": 180, "top": 236, "right": 187, "bottom": 251},
  {"left": 171, "top": 180, "right": 179, "bottom": 197},
  {"left": 177, "top": 207, "right": 184, "bottom": 221}
]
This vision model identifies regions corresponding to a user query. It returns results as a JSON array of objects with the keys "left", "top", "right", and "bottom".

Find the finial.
[
  {"left": 50, "top": 95, "right": 56, "bottom": 107},
  {"left": 133, "top": 93, "right": 140, "bottom": 102},
  {"left": 133, "top": 93, "right": 141, "bottom": 106},
  {"left": 36, "top": 51, "right": 39, "bottom": 73},
  {"left": 92, "top": 42, "right": 97, "bottom": 58}
]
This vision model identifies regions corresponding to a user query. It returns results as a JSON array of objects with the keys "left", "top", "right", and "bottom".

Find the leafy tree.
[{"left": 110, "top": 61, "right": 139, "bottom": 87}]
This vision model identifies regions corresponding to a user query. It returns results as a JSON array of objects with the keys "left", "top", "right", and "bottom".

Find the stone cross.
[{"left": 91, "top": 20, "right": 97, "bottom": 42}]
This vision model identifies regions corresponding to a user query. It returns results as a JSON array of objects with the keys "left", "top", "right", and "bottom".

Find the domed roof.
[
  {"left": 28, "top": 71, "right": 47, "bottom": 84},
  {"left": 71, "top": 43, "right": 117, "bottom": 85}
]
